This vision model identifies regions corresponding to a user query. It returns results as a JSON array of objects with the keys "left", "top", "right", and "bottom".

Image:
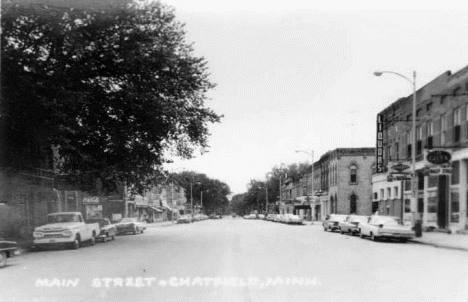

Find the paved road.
[{"left": 1, "top": 218, "right": 468, "bottom": 302}]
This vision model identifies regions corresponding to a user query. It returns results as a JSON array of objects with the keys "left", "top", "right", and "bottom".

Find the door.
[{"left": 437, "top": 175, "right": 448, "bottom": 229}]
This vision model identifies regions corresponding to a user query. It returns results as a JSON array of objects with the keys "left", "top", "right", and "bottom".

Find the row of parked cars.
[
  {"left": 177, "top": 214, "right": 210, "bottom": 224},
  {"left": 322, "top": 214, "right": 415, "bottom": 243},
  {"left": 243, "top": 213, "right": 304, "bottom": 225}
]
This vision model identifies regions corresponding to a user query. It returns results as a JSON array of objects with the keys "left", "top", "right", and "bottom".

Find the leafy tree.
[{"left": 0, "top": 1, "right": 221, "bottom": 193}]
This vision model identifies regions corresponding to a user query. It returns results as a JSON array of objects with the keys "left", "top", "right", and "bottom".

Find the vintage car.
[
  {"left": 0, "top": 240, "right": 20, "bottom": 268},
  {"left": 33, "top": 212, "right": 100, "bottom": 249},
  {"left": 283, "top": 214, "right": 303, "bottom": 225},
  {"left": 359, "top": 215, "right": 415, "bottom": 243},
  {"left": 322, "top": 214, "right": 348, "bottom": 232},
  {"left": 87, "top": 218, "right": 117, "bottom": 242},
  {"left": 265, "top": 214, "right": 276, "bottom": 221},
  {"left": 177, "top": 215, "right": 193, "bottom": 224},
  {"left": 338, "top": 215, "right": 369, "bottom": 235},
  {"left": 115, "top": 218, "right": 145, "bottom": 235}
]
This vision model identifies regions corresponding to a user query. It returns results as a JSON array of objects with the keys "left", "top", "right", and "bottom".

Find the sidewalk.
[{"left": 409, "top": 231, "right": 468, "bottom": 252}]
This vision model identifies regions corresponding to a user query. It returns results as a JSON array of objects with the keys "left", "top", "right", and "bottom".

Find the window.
[
  {"left": 416, "top": 126, "right": 423, "bottom": 155},
  {"left": 441, "top": 114, "right": 447, "bottom": 144},
  {"left": 428, "top": 194, "right": 437, "bottom": 213},
  {"left": 426, "top": 122, "right": 434, "bottom": 149},
  {"left": 350, "top": 165, "right": 357, "bottom": 183},
  {"left": 394, "top": 142, "right": 400, "bottom": 160},
  {"left": 428, "top": 175, "right": 438, "bottom": 188},
  {"left": 454, "top": 107, "right": 461, "bottom": 142},
  {"left": 406, "top": 130, "right": 412, "bottom": 159},
  {"left": 404, "top": 199, "right": 411, "bottom": 213},
  {"left": 451, "top": 192, "right": 459, "bottom": 222},
  {"left": 380, "top": 189, "right": 384, "bottom": 200},
  {"left": 416, "top": 109, "right": 422, "bottom": 117},
  {"left": 426, "top": 102, "right": 433, "bottom": 112},
  {"left": 394, "top": 186, "right": 399, "bottom": 198},
  {"left": 452, "top": 161, "right": 460, "bottom": 185},
  {"left": 350, "top": 194, "right": 357, "bottom": 214},
  {"left": 407, "top": 114, "right": 412, "bottom": 122},
  {"left": 373, "top": 192, "right": 378, "bottom": 200},
  {"left": 387, "top": 188, "right": 391, "bottom": 199}
]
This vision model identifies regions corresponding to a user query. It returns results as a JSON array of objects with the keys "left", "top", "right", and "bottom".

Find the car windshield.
[
  {"left": 375, "top": 217, "right": 401, "bottom": 225},
  {"left": 48, "top": 214, "right": 80, "bottom": 223},
  {"left": 120, "top": 218, "right": 136, "bottom": 223}
]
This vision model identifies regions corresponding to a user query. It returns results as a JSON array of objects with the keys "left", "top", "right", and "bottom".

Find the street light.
[
  {"left": 296, "top": 150, "right": 314, "bottom": 223},
  {"left": 374, "top": 70, "right": 417, "bottom": 220}
]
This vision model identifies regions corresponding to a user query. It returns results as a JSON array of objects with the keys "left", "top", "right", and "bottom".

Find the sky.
[{"left": 161, "top": 0, "right": 468, "bottom": 195}]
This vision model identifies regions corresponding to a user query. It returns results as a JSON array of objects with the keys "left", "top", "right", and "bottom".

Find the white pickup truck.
[{"left": 33, "top": 212, "right": 100, "bottom": 249}]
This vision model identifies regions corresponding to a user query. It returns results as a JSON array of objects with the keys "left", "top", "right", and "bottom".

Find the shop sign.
[
  {"left": 83, "top": 196, "right": 99, "bottom": 204},
  {"left": 387, "top": 173, "right": 411, "bottom": 182},
  {"left": 390, "top": 162, "right": 410, "bottom": 173},
  {"left": 376, "top": 114, "right": 385, "bottom": 173},
  {"left": 426, "top": 150, "right": 451, "bottom": 165}
]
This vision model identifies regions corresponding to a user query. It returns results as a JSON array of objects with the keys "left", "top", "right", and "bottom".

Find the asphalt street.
[{"left": 1, "top": 218, "right": 468, "bottom": 302}]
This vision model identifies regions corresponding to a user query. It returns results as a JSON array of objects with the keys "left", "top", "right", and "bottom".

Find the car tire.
[
  {"left": 371, "top": 232, "right": 378, "bottom": 241},
  {"left": 359, "top": 230, "right": 364, "bottom": 239},
  {"left": 0, "top": 251, "right": 7, "bottom": 268},
  {"left": 89, "top": 236, "right": 96, "bottom": 246},
  {"left": 70, "top": 236, "right": 80, "bottom": 250},
  {"left": 339, "top": 228, "right": 344, "bottom": 234}
]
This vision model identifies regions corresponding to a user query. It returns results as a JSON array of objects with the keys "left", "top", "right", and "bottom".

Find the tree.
[{"left": 0, "top": 1, "right": 221, "bottom": 193}]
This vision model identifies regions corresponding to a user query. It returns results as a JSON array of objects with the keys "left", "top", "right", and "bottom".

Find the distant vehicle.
[
  {"left": 338, "top": 215, "right": 368, "bottom": 235},
  {"left": 115, "top": 218, "right": 145, "bottom": 235},
  {"left": 0, "top": 240, "right": 20, "bottom": 268},
  {"left": 177, "top": 215, "right": 193, "bottom": 224},
  {"left": 284, "top": 214, "right": 303, "bottom": 225},
  {"left": 323, "top": 214, "right": 348, "bottom": 232},
  {"left": 243, "top": 214, "right": 256, "bottom": 219},
  {"left": 258, "top": 214, "right": 265, "bottom": 220},
  {"left": 33, "top": 212, "right": 100, "bottom": 249},
  {"left": 87, "top": 218, "right": 117, "bottom": 242},
  {"left": 265, "top": 214, "right": 275, "bottom": 221},
  {"left": 359, "top": 215, "right": 415, "bottom": 243},
  {"left": 273, "top": 214, "right": 282, "bottom": 222}
]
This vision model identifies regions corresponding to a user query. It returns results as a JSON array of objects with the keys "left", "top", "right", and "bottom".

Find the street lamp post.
[
  {"left": 374, "top": 70, "right": 417, "bottom": 221},
  {"left": 296, "top": 150, "right": 314, "bottom": 222}
]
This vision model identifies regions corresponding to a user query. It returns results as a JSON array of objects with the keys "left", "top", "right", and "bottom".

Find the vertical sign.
[{"left": 376, "top": 114, "right": 385, "bottom": 173}]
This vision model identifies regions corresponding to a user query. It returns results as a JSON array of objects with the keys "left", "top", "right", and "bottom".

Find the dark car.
[
  {"left": 87, "top": 218, "right": 117, "bottom": 242},
  {"left": 0, "top": 240, "right": 20, "bottom": 268},
  {"left": 323, "top": 214, "right": 348, "bottom": 232}
]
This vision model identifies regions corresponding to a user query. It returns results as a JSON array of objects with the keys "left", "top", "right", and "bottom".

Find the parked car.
[
  {"left": 265, "top": 214, "right": 276, "bottom": 221},
  {"left": 115, "top": 218, "right": 145, "bottom": 235},
  {"left": 284, "top": 214, "right": 303, "bottom": 225},
  {"left": 322, "top": 214, "right": 348, "bottom": 232},
  {"left": 177, "top": 215, "right": 193, "bottom": 224},
  {"left": 258, "top": 214, "right": 265, "bottom": 220},
  {"left": 33, "top": 212, "right": 100, "bottom": 249},
  {"left": 359, "top": 215, "right": 415, "bottom": 242},
  {"left": 273, "top": 214, "right": 282, "bottom": 222},
  {"left": 338, "top": 215, "right": 369, "bottom": 235},
  {"left": 0, "top": 240, "right": 20, "bottom": 268},
  {"left": 87, "top": 218, "right": 117, "bottom": 242}
]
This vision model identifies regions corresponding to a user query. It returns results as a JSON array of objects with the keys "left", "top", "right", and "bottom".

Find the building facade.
[{"left": 372, "top": 65, "right": 468, "bottom": 232}]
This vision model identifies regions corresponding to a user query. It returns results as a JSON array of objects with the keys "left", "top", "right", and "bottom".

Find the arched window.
[
  {"left": 350, "top": 194, "right": 357, "bottom": 214},
  {"left": 330, "top": 195, "right": 335, "bottom": 213},
  {"left": 350, "top": 165, "right": 357, "bottom": 183}
]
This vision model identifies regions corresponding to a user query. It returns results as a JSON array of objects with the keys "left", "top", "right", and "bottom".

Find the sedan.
[
  {"left": 273, "top": 214, "right": 282, "bottom": 222},
  {"left": 87, "top": 218, "right": 117, "bottom": 242},
  {"left": 322, "top": 214, "right": 348, "bottom": 232},
  {"left": 265, "top": 214, "right": 276, "bottom": 221},
  {"left": 338, "top": 215, "right": 368, "bottom": 235},
  {"left": 359, "top": 215, "right": 415, "bottom": 242},
  {"left": 177, "top": 215, "right": 192, "bottom": 224},
  {"left": 115, "top": 218, "right": 144, "bottom": 235},
  {"left": 284, "top": 214, "right": 303, "bottom": 225}
]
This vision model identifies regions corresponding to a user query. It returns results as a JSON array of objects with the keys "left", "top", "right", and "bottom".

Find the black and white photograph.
[{"left": 1, "top": 0, "right": 468, "bottom": 301}]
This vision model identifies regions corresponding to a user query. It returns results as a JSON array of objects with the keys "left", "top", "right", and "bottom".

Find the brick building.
[
  {"left": 280, "top": 148, "right": 375, "bottom": 221},
  {"left": 372, "top": 64, "right": 468, "bottom": 232}
]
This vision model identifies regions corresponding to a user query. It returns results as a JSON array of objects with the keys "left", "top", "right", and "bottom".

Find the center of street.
[{"left": 2, "top": 218, "right": 468, "bottom": 302}]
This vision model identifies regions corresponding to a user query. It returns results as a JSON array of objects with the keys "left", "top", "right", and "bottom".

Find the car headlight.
[
  {"left": 33, "top": 232, "right": 44, "bottom": 238},
  {"left": 62, "top": 230, "right": 73, "bottom": 237}
]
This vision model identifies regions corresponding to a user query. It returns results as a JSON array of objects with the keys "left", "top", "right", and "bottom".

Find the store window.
[
  {"left": 428, "top": 196, "right": 437, "bottom": 213},
  {"left": 380, "top": 189, "right": 384, "bottom": 200},
  {"left": 452, "top": 161, "right": 460, "bottom": 185},
  {"left": 451, "top": 192, "right": 460, "bottom": 222},
  {"left": 387, "top": 188, "right": 391, "bottom": 199},
  {"left": 394, "top": 186, "right": 399, "bottom": 197},
  {"left": 428, "top": 175, "right": 438, "bottom": 187}
]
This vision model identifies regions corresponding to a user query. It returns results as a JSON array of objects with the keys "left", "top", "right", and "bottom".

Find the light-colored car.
[
  {"left": 284, "top": 214, "right": 303, "bottom": 225},
  {"left": 177, "top": 215, "right": 192, "bottom": 223},
  {"left": 265, "top": 214, "right": 276, "bottom": 221},
  {"left": 322, "top": 214, "right": 348, "bottom": 232},
  {"left": 258, "top": 214, "right": 265, "bottom": 220},
  {"left": 33, "top": 212, "right": 100, "bottom": 249},
  {"left": 359, "top": 215, "right": 415, "bottom": 242},
  {"left": 338, "top": 215, "right": 368, "bottom": 235},
  {"left": 273, "top": 214, "right": 282, "bottom": 222},
  {"left": 87, "top": 218, "right": 117, "bottom": 242},
  {"left": 115, "top": 218, "right": 145, "bottom": 235}
]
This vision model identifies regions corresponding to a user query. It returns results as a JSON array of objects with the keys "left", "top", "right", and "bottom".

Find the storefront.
[{"left": 82, "top": 196, "right": 102, "bottom": 219}]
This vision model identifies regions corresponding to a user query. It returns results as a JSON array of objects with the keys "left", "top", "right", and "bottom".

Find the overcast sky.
[{"left": 162, "top": 0, "right": 468, "bottom": 195}]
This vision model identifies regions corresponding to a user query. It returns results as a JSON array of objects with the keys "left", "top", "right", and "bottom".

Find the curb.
[{"left": 409, "top": 239, "right": 468, "bottom": 252}]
